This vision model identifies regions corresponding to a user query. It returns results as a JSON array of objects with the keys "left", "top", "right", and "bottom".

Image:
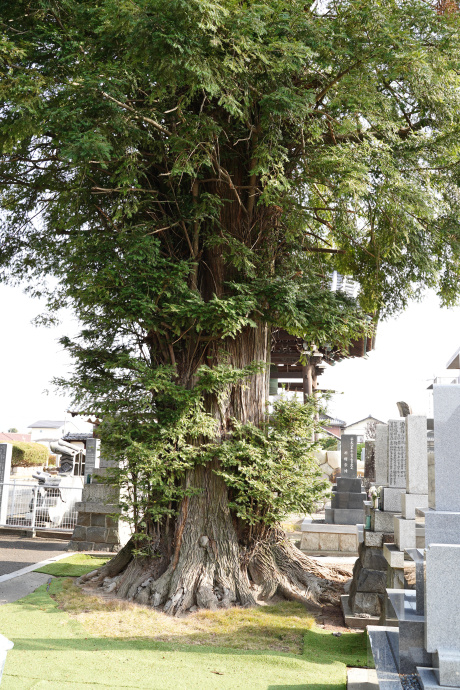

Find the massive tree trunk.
[{"left": 79, "top": 323, "right": 349, "bottom": 614}]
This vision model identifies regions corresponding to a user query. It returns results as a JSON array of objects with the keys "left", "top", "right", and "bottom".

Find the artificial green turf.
[
  {"left": 34, "top": 554, "right": 111, "bottom": 578},
  {"left": 0, "top": 579, "right": 368, "bottom": 689}
]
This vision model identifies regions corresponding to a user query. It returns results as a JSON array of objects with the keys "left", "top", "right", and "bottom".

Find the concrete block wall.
[
  {"left": 300, "top": 524, "right": 358, "bottom": 555},
  {"left": 69, "top": 508, "right": 121, "bottom": 552}
]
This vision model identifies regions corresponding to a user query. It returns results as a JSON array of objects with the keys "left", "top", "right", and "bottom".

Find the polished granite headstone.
[
  {"left": 388, "top": 419, "right": 406, "bottom": 488},
  {"left": 382, "top": 419, "right": 406, "bottom": 513},
  {"left": 326, "top": 434, "right": 366, "bottom": 525},
  {"left": 394, "top": 415, "right": 429, "bottom": 552},
  {"left": 375, "top": 424, "right": 389, "bottom": 488}
]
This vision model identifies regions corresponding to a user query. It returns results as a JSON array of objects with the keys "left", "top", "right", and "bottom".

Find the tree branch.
[{"left": 101, "top": 92, "right": 172, "bottom": 136}]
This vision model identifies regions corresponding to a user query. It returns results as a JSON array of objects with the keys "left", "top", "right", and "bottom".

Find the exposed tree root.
[{"left": 79, "top": 528, "right": 348, "bottom": 615}]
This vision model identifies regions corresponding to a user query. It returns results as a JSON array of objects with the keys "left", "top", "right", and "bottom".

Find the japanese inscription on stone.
[
  {"left": 375, "top": 424, "right": 389, "bottom": 486},
  {"left": 364, "top": 440, "right": 376, "bottom": 482},
  {"left": 388, "top": 419, "right": 406, "bottom": 488},
  {"left": 85, "top": 438, "right": 100, "bottom": 478},
  {"left": 341, "top": 434, "right": 358, "bottom": 478}
]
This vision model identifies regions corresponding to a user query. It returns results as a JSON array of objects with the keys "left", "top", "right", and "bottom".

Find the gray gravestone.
[
  {"left": 425, "top": 386, "right": 460, "bottom": 545},
  {"left": 425, "top": 544, "right": 460, "bottom": 686},
  {"left": 341, "top": 434, "right": 358, "bottom": 479},
  {"left": 375, "top": 424, "right": 389, "bottom": 487},
  {"left": 388, "top": 419, "right": 406, "bottom": 488},
  {"left": 432, "top": 385, "right": 460, "bottom": 511},
  {"left": 0, "top": 444, "right": 12, "bottom": 525},
  {"left": 405, "top": 415, "right": 428, "bottom": 495},
  {"left": 364, "top": 440, "right": 376, "bottom": 482},
  {"left": 85, "top": 438, "right": 100, "bottom": 478},
  {"left": 326, "top": 436, "right": 365, "bottom": 525}
]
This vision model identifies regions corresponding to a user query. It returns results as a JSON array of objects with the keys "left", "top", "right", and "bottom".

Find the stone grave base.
[
  {"left": 381, "top": 487, "right": 404, "bottom": 512},
  {"left": 394, "top": 516, "right": 416, "bottom": 551},
  {"left": 418, "top": 667, "right": 456, "bottom": 690},
  {"left": 386, "top": 590, "right": 432, "bottom": 674},
  {"left": 344, "top": 534, "right": 391, "bottom": 626},
  {"left": 325, "top": 507, "right": 364, "bottom": 525},
  {"left": 371, "top": 509, "right": 398, "bottom": 533},
  {"left": 299, "top": 523, "right": 358, "bottom": 555},
  {"left": 424, "top": 509, "right": 460, "bottom": 545},
  {"left": 367, "top": 626, "right": 404, "bottom": 689},
  {"left": 341, "top": 594, "right": 381, "bottom": 629},
  {"left": 401, "top": 493, "right": 429, "bottom": 520},
  {"left": 346, "top": 666, "right": 378, "bottom": 689}
]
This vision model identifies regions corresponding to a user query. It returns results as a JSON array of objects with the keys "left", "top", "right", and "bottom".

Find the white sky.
[
  {"left": 0, "top": 284, "right": 91, "bottom": 434},
  {"left": 321, "top": 291, "right": 460, "bottom": 425},
  {"left": 2, "top": 284, "right": 460, "bottom": 433}
]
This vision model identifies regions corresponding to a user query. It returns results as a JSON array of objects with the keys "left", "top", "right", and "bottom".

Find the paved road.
[
  {"left": 0, "top": 572, "right": 52, "bottom": 604},
  {"left": 0, "top": 534, "right": 67, "bottom": 576}
]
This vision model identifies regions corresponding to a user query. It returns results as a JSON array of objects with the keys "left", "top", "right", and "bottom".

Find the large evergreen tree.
[{"left": 2, "top": 0, "right": 460, "bottom": 611}]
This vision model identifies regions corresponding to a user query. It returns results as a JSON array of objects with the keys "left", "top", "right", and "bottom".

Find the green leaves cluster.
[
  {"left": 102, "top": 391, "right": 329, "bottom": 536},
  {"left": 214, "top": 396, "right": 330, "bottom": 527}
]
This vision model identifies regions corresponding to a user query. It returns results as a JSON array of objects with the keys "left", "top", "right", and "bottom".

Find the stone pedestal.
[
  {"left": 372, "top": 509, "right": 398, "bottom": 533},
  {"left": 345, "top": 419, "right": 408, "bottom": 629},
  {"left": 422, "top": 544, "right": 460, "bottom": 688},
  {"left": 424, "top": 509, "right": 460, "bottom": 545},
  {"left": 394, "top": 515, "right": 416, "bottom": 551},
  {"left": 299, "top": 523, "right": 358, "bottom": 555},
  {"left": 386, "top": 588, "right": 432, "bottom": 674},
  {"left": 347, "top": 541, "right": 387, "bottom": 618},
  {"left": 343, "top": 506, "right": 396, "bottom": 627},
  {"left": 381, "top": 486, "right": 404, "bottom": 512},
  {"left": 67, "top": 480, "right": 131, "bottom": 552},
  {"left": 402, "top": 493, "right": 429, "bottom": 519}
]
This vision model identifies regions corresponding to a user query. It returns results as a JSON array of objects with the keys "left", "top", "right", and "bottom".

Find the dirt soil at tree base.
[{"left": 79, "top": 558, "right": 356, "bottom": 632}]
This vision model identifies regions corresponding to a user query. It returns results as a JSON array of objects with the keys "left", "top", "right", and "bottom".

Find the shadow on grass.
[
  {"left": 13, "top": 585, "right": 368, "bottom": 662},
  {"left": 10, "top": 627, "right": 367, "bottom": 664}
]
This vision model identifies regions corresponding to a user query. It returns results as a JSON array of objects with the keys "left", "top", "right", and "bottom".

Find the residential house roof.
[
  {"left": 27, "top": 420, "right": 66, "bottom": 429},
  {"left": 320, "top": 414, "right": 347, "bottom": 427},
  {"left": 62, "top": 432, "right": 94, "bottom": 442},
  {"left": 345, "top": 415, "right": 385, "bottom": 428},
  {"left": 0, "top": 433, "right": 32, "bottom": 443}
]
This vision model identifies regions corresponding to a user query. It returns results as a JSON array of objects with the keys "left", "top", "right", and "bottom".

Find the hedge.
[{"left": 8, "top": 442, "right": 49, "bottom": 467}]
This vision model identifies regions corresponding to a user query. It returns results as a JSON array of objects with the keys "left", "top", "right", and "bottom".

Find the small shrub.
[
  {"left": 10, "top": 441, "right": 49, "bottom": 467},
  {"left": 320, "top": 437, "right": 338, "bottom": 451}
]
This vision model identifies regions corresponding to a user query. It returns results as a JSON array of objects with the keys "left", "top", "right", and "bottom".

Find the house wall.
[
  {"left": 30, "top": 427, "right": 66, "bottom": 442},
  {"left": 324, "top": 425, "right": 343, "bottom": 438},
  {"left": 345, "top": 418, "right": 383, "bottom": 443}
]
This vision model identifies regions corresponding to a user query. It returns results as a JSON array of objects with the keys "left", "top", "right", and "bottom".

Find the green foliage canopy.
[{"left": 1, "top": 0, "right": 460, "bottom": 531}]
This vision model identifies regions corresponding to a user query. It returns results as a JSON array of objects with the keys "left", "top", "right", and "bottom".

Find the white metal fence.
[{"left": 0, "top": 481, "right": 83, "bottom": 531}]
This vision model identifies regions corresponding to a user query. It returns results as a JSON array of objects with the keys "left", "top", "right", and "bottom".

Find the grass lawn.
[
  {"left": 35, "top": 554, "right": 111, "bottom": 578},
  {"left": 0, "top": 555, "right": 369, "bottom": 689}
]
